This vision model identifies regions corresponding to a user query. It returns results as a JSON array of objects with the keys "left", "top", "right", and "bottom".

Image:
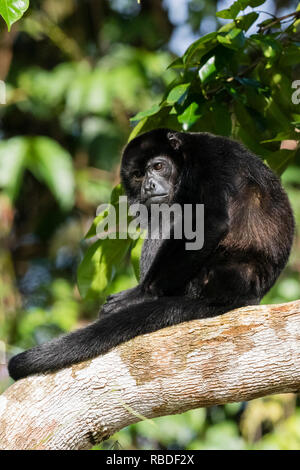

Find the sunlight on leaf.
[{"left": 0, "top": 0, "right": 29, "bottom": 31}]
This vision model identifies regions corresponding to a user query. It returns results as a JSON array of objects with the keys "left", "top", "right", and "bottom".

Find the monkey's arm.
[
  {"left": 101, "top": 199, "right": 229, "bottom": 314},
  {"left": 142, "top": 206, "right": 229, "bottom": 296}
]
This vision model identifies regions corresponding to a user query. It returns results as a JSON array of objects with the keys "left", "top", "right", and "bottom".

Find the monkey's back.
[{"left": 190, "top": 141, "right": 294, "bottom": 306}]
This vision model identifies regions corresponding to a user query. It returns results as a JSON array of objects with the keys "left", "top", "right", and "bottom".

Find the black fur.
[{"left": 8, "top": 129, "right": 294, "bottom": 380}]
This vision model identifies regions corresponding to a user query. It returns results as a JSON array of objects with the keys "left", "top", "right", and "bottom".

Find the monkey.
[{"left": 8, "top": 128, "right": 295, "bottom": 381}]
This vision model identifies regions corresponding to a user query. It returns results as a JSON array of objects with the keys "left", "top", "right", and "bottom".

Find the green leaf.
[
  {"left": 0, "top": 137, "right": 27, "bottom": 200},
  {"left": 167, "top": 57, "right": 184, "bottom": 69},
  {"left": 265, "top": 97, "right": 291, "bottom": 132},
  {"left": 178, "top": 102, "right": 203, "bottom": 130},
  {"left": 210, "top": 102, "right": 232, "bottom": 136},
  {"left": 279, "top": 44, "right": 300, "bottom": 67},
  {"left": 0, "top": 136, "right": 75, "bottom": 208},
  {"left": 0, "top": 0, "right": 29, "bottom": 31},
  {"left": 199, "top": 56, "right": 217, "bottom": 84},
  {"left": 261, "top": 131, "right": 298, "bottom": 143},
  {"left": 253, "top": 35, "right": 282, "bottom": 67},
  {"left": 218, "top": 21, "right": 237, "bottom": 33},
  {"left": 131, "top": 236, "right": 144, "bottom": 281},
  {"left": 27, "top": 137, "right": 75, "bottom": 211},
  {"left": 216, "top": 2, "right": 241, "bottom": 20},
  {"left": 217, "top": 1, "right": 265, "bottom": 19},
  {"left": 266, "top": 149, "right": 296, "bottom": 175},
  {"left": 166, "top": 83, "right": 190, "bottom": 105},
  {"left": 261, "top": 38, "right": 281, "bottom": 59},
  {"left": 183, "top": 32, "right": 217, "bottom": 65},
  {"left": 235, "top": 12, "right": 259, "bottom": 31},
  {"left": 217, "top": 28, "right": 245, "bottom": 50},
  {"left": 77, "top": 237, "right": 131, "bottom": 301},
  {"left": 247, "top": 0, "right": 266, "bottom": 7},
  {"left": 234, "top": 125, "right": 271, "bottom": 158},
  {"left": 130, "top": 104, "right": 161, "bottom": 122},
  {"left": 216, "top": 10, "right": 236, "bottom": 19},
  {"left": 233, "top": 102, "right": 268, "bottom": 148},
  {"left": 235, "top": 77, "right": 269, "bottom": 95},
  {"left": 130, "top": 106, "right": 173, "bottom": 140},
  {"left": 128, "top": 117, "right": 148, "bottom": 142},
  {"left": 191, "top": 101, "right": 232, "bottom": 136},
  {"left": 78, "top": 183, "right": 134, "bottom": 299},
  {"left": 85, "top": 184, "right": 125, "bottom": 239}
]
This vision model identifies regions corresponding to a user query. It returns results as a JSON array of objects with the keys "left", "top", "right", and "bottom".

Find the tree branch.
[
  {"left": 258, "top": 11, "right": 300, "bottom": 31},
  {"left": 0, "top": 300, "right": 300, "bottom": 450}
]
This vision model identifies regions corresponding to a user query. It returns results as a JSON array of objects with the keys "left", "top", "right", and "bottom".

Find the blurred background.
[{"left": 0, "top": 0, "right": 300, "bottom": 450}]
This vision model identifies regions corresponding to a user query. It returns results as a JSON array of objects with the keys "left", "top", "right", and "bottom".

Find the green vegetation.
[{"left": 0, "top": 0, "right": 29, "bottom": 31}]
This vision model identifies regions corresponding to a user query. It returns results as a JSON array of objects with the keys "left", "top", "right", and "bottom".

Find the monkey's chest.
[{"left": 139, "top": 238, "right": 163, "bottom": 282}]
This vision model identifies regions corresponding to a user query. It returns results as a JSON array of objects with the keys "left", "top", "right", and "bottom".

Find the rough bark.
[{"left": 0, "top": 300, "right": 300, "bottom": 450}]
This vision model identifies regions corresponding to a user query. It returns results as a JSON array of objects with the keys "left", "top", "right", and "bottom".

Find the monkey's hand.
[{"left": 100, "top": 286, "right": 150, "bottom": 316}]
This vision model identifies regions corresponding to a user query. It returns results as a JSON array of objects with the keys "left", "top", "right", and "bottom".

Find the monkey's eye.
[{"left": 153, "top": 162, "right": 163, "bottom": 171}]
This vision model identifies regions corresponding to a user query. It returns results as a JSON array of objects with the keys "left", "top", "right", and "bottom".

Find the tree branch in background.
[{"left": 258, "top": 11, "right": 300, "bottom": 31}]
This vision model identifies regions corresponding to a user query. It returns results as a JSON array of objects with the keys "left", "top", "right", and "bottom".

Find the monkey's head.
[{"left": 121, "top": 129, "right": 186, "bottom": 206}]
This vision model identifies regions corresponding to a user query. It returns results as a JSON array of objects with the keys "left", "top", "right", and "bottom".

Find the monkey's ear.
[{"left": 167, "top": 131, "right": 183, "bottom": 151}]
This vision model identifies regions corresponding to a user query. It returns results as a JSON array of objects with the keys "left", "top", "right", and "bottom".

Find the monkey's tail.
[{"left": 8, "top": 298, "right": 240, "bottom": 381}]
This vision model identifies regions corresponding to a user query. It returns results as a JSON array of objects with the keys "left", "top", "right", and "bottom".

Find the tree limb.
[{"left": 0, "top": 300, "right": 300, "bottom": 450}]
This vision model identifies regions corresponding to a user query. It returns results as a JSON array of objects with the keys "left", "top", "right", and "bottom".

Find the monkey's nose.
[{"left": 144, "top": 179, "right": 156, "bottom": 193}]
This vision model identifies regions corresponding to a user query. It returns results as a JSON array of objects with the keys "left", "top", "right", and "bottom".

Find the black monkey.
[{"left": 8, "top": 128, "right": 294, "bottom": 381}]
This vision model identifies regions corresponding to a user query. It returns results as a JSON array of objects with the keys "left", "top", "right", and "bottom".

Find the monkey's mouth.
[{"left": 145, "top": 194, "right": 168, "bottom": 204}]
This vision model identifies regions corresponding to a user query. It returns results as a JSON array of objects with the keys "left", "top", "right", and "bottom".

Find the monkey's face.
[
  {"left": 121, "top": 129, "right": 185, "bottom": 205},
  {"left": 139, "top": 156, "right": 178, "bottom": 205}
]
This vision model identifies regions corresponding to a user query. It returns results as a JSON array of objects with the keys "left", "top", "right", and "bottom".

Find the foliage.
[
  {"left": 0, "top": 136, "right": 74, "bottom": 209},
  {"left": 129, "top": 2, "right": 300, "bottom": 173},
  {"left": 77, "top": 185, "right": 133, "bottom": 302},
  {"left": 0, "top": 0, "right": 29, "bottom": 31}
]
